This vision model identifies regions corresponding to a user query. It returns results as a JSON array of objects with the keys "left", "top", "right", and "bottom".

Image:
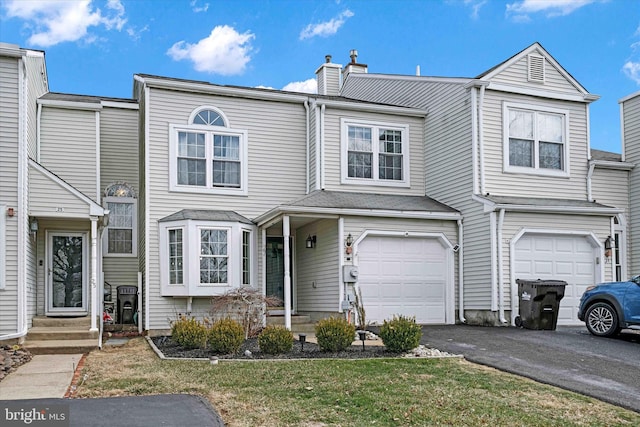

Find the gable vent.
[{"left": 528, "top": 54, "right": 545, "bottom": 83}]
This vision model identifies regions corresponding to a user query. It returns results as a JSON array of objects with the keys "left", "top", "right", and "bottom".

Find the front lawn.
[{"left": 75, "top": 338, "right": 639, "bottom": 426}]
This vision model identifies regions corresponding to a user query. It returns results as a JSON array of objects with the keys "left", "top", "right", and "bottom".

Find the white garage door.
[
  {"left": 358, "top": 236, "right": 449, "bottom": 324},
  {"left": 514, "top": 234, "right": 595, "bottom": 326}
]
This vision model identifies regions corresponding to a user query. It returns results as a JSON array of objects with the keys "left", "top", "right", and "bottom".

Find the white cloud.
[
  {"left": 282, "top": 78, "right": 317, "bottom": 94},
  {"left": 299, "top": 9, "right": 354, "bottom": 40},
  {"left": 464, "top": 0, "right": 487, "bottom": 19},
  {"left": 190, "top": 0, "right": 209, "bottom": 13},
  {"left": 3, "top": 0, "right": 127, "bottom": 47},
  {"left": 506, "top": 0, "right": 596, "bottom": 21},
  {"left": 167, "top": 25, "right": 255, "bottom": 75},
  {"left": 623, "top": 61, "right": 640, "bottom": 85}
]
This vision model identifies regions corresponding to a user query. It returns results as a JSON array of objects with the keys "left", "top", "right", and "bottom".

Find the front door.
[
  {"left": 266, "top": 236, "right": 293, "bottom": 311},
  {"left": 47, "top": 232, "right": 88, "bottom": 315}
]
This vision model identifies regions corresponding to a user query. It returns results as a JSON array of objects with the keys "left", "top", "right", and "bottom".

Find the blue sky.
[{"left": 1, "top": 0, "right": 638, "bottom": 153}]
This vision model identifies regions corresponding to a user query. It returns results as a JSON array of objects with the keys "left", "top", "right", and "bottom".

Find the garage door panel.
[
  {"left": 359, "top": 236, "right": 448, "bottom": 324},
  {"left": 515, "top": 234, "right": 594, "bottom": 326}
]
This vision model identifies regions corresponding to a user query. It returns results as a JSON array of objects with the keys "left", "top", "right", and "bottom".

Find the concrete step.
[
  {"left": 267, "top": 314, "right": 312, "bottom": 325},
  {"left": 22, "top": 339, "right": 98, "bottom": 355},
  {"left": 32, "top": 316, "right": 92, "bottom": 328},
  {"left": 26, "top": 327, "right": 98, "bottom": 341}
]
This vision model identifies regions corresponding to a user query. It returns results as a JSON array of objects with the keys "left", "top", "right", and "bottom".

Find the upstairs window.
[
  {"left": 341, "top": 119, "right": 410, "bottom": 187},
  {"left": 503, "top": 103, "right": 569, "bottom": 177},
  {"left": 103, "top": 183, "right": 137, "bottom": 256},
  {"left": 170, "top": 106, "right": 248, "bottom": 195}
]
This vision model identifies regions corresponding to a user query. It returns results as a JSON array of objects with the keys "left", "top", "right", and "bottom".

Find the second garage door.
[
  {"left": 514, "top": 234, "right": 596, "bottom": 326},
  {"left": 357, "top": 236, "right": 450, "bottom": 325}
]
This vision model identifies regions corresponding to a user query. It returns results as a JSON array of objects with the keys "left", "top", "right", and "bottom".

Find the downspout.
[
  {"left": 339, "top": 217, "right": 345, "bottom": 314},
  {"left": 95, "top": 111, "right": 101, "bottom": 203},
  {"left": 304, "top": 101, "right": 310, "bottom": 194},
  {"left": 320, "top": 104, "right": 326, "bottom": 190},
  {"left": 586, "top": 162, "right": 595, "bottom": 202},
  {"left": 283, "top": 215, "right": 292, "bottom": 330},
  {"left": 610, "top": 216, "right": 615, "bottom": 282},
  {"left": 90, "top": 216, "right": 99, "bottom": 332},
  {"left": 261, "top": 228, "right": 267, "bottom": 327},
  {"left": 17, "top": 56, "right": 27, "bottom": 339},
  {"left": 470, "top": 87, "right": 479, "bottom": 194},
  {"left": 497, "top": 209, "right": 507, "bottom": 324},
  {"left": 457, "top": 219, "right": 466, "bottom": 323},
  {"left": 478, "top": 85, "right": 487, "bottom": 195},
  {"left": 142, "top": 83, "right": 151, "bottom": 333},
  {"left": 489, "top": 211, "right": 497, "bottom": 312}
]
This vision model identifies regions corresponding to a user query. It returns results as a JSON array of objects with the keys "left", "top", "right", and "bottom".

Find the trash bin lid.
[{"left": 516, "top": 279, "right": 567, "bottom": 286}]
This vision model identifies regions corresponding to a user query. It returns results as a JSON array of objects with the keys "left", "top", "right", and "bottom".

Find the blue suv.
[{"left": 578, "top": 276, "right": 640, "bottom": 337}]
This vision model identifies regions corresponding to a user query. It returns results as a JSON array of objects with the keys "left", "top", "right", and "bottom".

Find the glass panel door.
[
  {"left": 48, "top": 233, "right": 87, "bottom": 314},
  {"left": 265, "top": 236, "right": 293, "bottom": 310}
]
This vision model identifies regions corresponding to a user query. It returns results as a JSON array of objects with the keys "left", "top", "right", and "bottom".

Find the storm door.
[
  {"left": 265, "top": 236, "right": 293, "bottom": 311},
  {"left": 47, "top": 232, "right": 88, "bottom": 315}
]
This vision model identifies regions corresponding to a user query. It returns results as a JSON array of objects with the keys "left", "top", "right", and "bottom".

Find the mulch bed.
[
  {"left": 152, "top": 336, "right": 400, "bottom": 360},
  {"left": 0, "top": 345, "right": 32, "bottom": 382}
]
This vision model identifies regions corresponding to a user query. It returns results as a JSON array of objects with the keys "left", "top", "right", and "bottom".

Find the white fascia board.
[
  {"left": 487, "top": 83, "right": 599, "bottom": 103},
  {"left": 28, "top": 159, "right": 106, "bottom": 216},
  {"left": 590, "top": 159, "right": 635, "bottom": 171},
  {"left": 463, "top": 79, "right": 490, "bottom": 89},
  {"left": 37, "top": 98, "right": 103, "bottom": 111},
  {"left": 101, "top": 100, "right": 139, "bottom": 110},
  {"left": 136, "top": 75, "right": 309, "bottom": 104},
  {"left": 317, "top": 99, "right": 428, "bottom": 117},
  {"left": 618, "top": 90, "right": 640, "bottom": 104},
  {"left": 256, "top": 206, "right": 461, "bottom": 226}
]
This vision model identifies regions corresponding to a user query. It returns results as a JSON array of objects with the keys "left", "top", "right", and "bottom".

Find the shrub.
[
  {"left": 171, "top": 315, "right": 207, "bottom": 349},
  {"left": 258, "top": 325, "right": 294, "bottom": 354},
  {"left": 315, "top": 316, "right": 356, "bottom": 352},
  {"left": 379, "top": 315, "right": 422, "bottom": 353},
  {"left": 207, "top": 318, "right": 245, "bottom": 354},
  {"left": 210, "top": 288, "right": 282, "bottom": 339}
]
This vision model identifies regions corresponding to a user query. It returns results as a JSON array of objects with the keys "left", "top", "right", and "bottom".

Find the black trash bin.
[
  {"left": 515, "top": 279, "right": 567, "bottom": 330},
  {"left": 117, "top": 285, "right": 138, "bottom": 324}
]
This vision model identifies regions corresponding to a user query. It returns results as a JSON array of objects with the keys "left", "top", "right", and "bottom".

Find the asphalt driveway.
[{"left": 421, "top": 325, "right": 640, "bottom": 413}]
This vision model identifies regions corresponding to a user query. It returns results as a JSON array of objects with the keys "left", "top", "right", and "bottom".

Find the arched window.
[
  {"left": 104, "top": 183, "right": 137, "bottom": 256},
  {"left": 190, "top": 108, "right": 227, "bottom": 127}
]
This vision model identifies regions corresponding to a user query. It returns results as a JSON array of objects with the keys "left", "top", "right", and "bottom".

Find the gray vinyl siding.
[
  {"left": 459, "top": 204, "right": 492, "bottom": 309},
  {"left": 482, "top": 90, "right": 589, "bottom": 199},
  {"left": 489, "top": 53, "right": 579, "bottom": 94},
  {"left": 622, "top": 94, "right": 640, "bottom": 273},
  {"left": 24, "top": 55, "right": 47, "bottom": 159},
  {"left": 29, "top": 164, "right": 92, "bottom": 217},
  {"left": 321, "top": 107, "right": 426, "bottom": 195},
  {"left": 500, "top": 212, "right": 612, "bottom": 305},
  {"left": 295, "top": 219, "right": 339, "bottom": 313},
  {"left": 0, "top": 56, "right": 19, "bottom": 335},
  {"left": 144, "top": 87, "right": 308, "bottom": 330},
  {"left": 308, "top": 106, "right": 317, "bottom": 191},
  {"left": 40, "top": 107, "right": 98, "bottom": 200}
]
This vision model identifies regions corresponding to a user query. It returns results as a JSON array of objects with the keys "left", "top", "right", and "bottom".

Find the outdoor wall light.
[
  {"left": 345, "top": 233, "right": 353, "bottom": 247},
  {"left": 305, "top": 234, "right": 316, "bottom": 249},
  {"left": 298, "top": 333, "right": 306, "bottom": 351},
  {"left": 358, "top": 330, "right": 367, "bottom": 351},
  {"left": 604, "top": 235, "right": 615, "bottom": 259},
  {"left": 30, "top": 218, "right": 39, "bottom": 232}
]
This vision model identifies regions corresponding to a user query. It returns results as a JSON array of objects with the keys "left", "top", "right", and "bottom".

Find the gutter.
[
  {"left": 304, "top": 101, "right": 309, "bottom": 194},
  {"left": 457, "top": 219, "right": 466, "bottom": 323},
  {"left": 497, "top": 209, "right": 507, "bottom": 324}
]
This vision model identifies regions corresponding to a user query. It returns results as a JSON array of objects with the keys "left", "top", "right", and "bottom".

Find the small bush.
[
  {"left": 208, "top": 318, "right": 245, "bottom": 354},
  {"left": 171, "top": 315, "right": 207, "bottom": 349},
  {"left": 258, "top": 325, "right": 294, "bottom": 354},
  {"left": 379, "top": 315, "right": 422, "bottom": 353},
  {"left": 315, "top": 316, "right": 356, "bottom": 352}
]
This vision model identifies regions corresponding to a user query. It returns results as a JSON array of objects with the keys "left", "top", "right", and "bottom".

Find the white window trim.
[
  {"left": 159, "top": 220, "right": 256, "bottom": 296},
  {"left": 169, "top": 123, "right": 249, "bottom": 196},
  {"left": 103, "top": 197, "right": 137, "bottom": 257},
  {"left": 340, "top": 118, "right": 411, "bottom": 188},
  {"left": 188, "top": 105, "right": 230, "bottom": 127},
  {"left": 502, "top": 102, "right": 570, "bottom": 178}
]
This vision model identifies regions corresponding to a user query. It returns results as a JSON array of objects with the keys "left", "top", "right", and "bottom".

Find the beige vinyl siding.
[
  {"left": 40, "top": 107, "right": 98, "bottom": 199},
  {"left": 321, "top": 108, "right": 426, "bottom": 195},
  {"left": 500, "top": 212, "right": 611, "bottom": 306},
  {"left": 482, "top": 90, "right": 589, "bottom": 198},
  {"left": 309, "top": 107, "right": 317, "bottom": 190},
  {"left": 145, "top": 87, "right": 308, "bottom": 330},
  {"left": 100, "top": 107, "right": 139, "bottom": 190},
  {"left": 0, "top": 56, "right": 19, "bottom": 335},
  {"left": 295, "top": 219, "right": 339, "bottom": 312},
  {"left": 29, "top": 164, "right": 92, "bottom": 217},
  {"left": 489, "top": 53, "right": 579, "bottom": 94},
  {"left": 623, "top": 94, "right": 640, "bottom": 273},
  {"left": 24, "top": 55, "right": 47, "bottom": 159}
]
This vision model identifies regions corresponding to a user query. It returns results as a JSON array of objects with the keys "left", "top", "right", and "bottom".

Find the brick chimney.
[
  {"left": 315, "top": 54, "right": 342, "bottom": 96},
  {"left": 342, "top": 49, "right": 368, "bottom": 82}
]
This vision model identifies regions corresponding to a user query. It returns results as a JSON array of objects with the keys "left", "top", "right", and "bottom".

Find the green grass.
[{"left": 76, "top": 338, "right": 640, "bottom": 426}]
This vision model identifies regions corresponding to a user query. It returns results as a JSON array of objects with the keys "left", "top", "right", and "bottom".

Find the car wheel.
[{"left": 585, "top": 302, "right": 619, "bottom": 337}]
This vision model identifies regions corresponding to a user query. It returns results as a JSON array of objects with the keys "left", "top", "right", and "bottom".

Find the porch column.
[
  {"left": 90, "top": 216, "right": 98, "bottom": 332},
  {"left": 283, "top": 215, "right": 292, "bottom": 330}
]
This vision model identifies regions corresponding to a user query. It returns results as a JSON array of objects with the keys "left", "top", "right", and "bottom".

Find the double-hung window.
[
  {"left": 341, "top": 119, "right": 410, "bottom": 187},
  {"left": 103, "top": 183, "right": 137, "bottom": 257},
  {"left": 170, "top": 107, "right": 248, "bottom": 195},
  {"left": 504, "top": 103, "right": 569, "bottom": 177}
]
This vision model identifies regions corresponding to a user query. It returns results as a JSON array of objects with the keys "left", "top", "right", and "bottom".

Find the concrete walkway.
[{"left": 0, "top": 354, "right": 82, "bottom": 400}]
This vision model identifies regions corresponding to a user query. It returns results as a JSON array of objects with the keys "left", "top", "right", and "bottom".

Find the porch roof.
[
  {"left": 255, "top": 190, "right": 460, "bottom": 226},
  {"left": 478, "top": 195, "right": 622, "bottom": 215},
  {"left": 159, "top": 209, "right": 253, "bottom": 224}
]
